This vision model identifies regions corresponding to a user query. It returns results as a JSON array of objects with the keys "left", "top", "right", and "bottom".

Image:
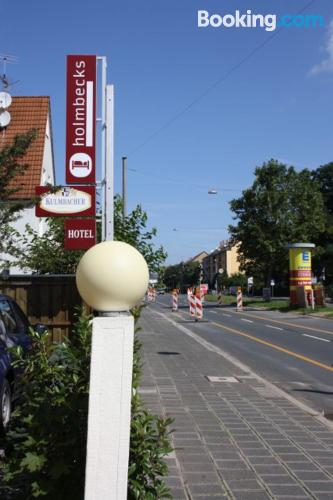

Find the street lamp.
[{"left": 76, "top": 241, "right": 149, "bottom": 499}]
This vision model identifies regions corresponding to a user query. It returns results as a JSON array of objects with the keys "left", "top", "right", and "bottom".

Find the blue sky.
[{"left": 1, "top": 0, "right": 333, "bottom": 263}]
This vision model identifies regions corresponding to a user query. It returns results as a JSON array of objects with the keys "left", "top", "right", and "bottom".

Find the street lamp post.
[{"left": 77, "top": 241, "right": 149, "bottom": 499}]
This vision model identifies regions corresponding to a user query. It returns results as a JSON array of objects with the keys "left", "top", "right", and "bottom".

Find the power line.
[
  {"left": 172, "top": 226, "right": 228, "bottom": 232},
  {"left": 128, "top": 167, "right": 242, "bottom": 192},
  {"left": 128, "top": 0, "right": 317, "bottom": 157}
]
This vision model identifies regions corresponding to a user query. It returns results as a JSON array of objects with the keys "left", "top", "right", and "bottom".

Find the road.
[{"left": 154, "top": 294, "right": 333, "bottom": 416}]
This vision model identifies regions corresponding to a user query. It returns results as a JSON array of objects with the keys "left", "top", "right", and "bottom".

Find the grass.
[{"left": 204, "top": 294, "right": 333, "bottom": 318}]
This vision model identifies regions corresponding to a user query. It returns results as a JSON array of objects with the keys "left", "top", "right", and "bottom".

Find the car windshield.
[{"left": 0, "top": 300, "right": 17, "bottom": 334}]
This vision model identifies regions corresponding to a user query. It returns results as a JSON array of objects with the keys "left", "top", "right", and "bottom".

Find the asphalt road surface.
[{"left": 155, "top": 294, "right": 333, "bottom": 417}]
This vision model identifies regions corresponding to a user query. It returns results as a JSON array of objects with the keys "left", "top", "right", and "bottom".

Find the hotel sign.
[
  {"left": 64, "top": 219, "right": 96, "bottom": 250},
  {"left": 66, "top": 55, "right": 96, "bottom": 184},
  {"left": 35, "top": 186, "right": 95, "bottom": 217}
]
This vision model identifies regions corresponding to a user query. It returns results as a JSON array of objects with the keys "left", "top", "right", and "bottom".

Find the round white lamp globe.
[{"left": 76, "top": 241, "right": 149, "bottom": 311}]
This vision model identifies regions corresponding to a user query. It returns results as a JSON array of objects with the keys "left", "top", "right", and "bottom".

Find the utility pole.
[{"left": 122, "top": 156, "right": 127, "bottom": 219}]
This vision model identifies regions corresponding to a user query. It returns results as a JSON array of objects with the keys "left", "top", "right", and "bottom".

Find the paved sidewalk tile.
[{"left": 138, "top": 306, "right": 333, "bottom": 499}]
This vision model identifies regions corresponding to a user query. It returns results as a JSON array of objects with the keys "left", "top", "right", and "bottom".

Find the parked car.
[
  {"left": 157, "top": 288, "right": 166, "bottom": 295},
  {"left": 0, "top": 295, "right": 45, "bottom": 431}
]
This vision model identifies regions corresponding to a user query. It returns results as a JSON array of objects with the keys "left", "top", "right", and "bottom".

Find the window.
[
  {"left": 11, "top": 302, "right": 29, "bottom": 333},
  {"left": 0, "top": 300, "right": 17, "bottom": 334}
]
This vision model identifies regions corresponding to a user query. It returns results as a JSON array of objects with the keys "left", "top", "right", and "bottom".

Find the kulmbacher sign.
[{"left": 35, "top": 186, "right": 96, "bottom": 217}]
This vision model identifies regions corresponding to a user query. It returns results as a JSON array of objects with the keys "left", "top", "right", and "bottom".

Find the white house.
[{"left": 1, "top": 96, "right": 56, "bottom": 274}]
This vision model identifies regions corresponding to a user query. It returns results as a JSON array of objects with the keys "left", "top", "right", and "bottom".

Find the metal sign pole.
[
  {"left": 105, "top": 84, "right": 114, "bottom": 241},
  {"left": 97, "top": 56, "right": 107, "bottom": 241}
]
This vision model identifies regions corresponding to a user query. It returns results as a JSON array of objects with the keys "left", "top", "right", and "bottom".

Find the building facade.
[
  {"left": 0, "top": 96, "right": 56, "bottom": 273},
  {"left": 186, "top": 251, "right": 208, "bottom": 265},
  {"left": 202, "top": 240, "right": 241, "bottom": 288}
]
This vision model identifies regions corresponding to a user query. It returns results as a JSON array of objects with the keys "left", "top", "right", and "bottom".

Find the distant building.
[
  {"left": 202, "top": 240, "right": 241, "bottom": 287},
  {"left": 187, "top": 251, "right": 208, "bottom": 265},
  {"left": 0, "top": 96, "right": 55, "bottom": 274}
]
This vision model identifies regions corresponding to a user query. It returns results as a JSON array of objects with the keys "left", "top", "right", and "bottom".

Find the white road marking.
[
  {"left": 241, "top": 319, "right": 253, "bottom": 323},
  {"left": 265, "top": 324, "right": 284, "bottom": 331},
  {"left": 302, "top": 334, "right": 330, "bottom": 343},
  {"left": 210, "top": 311, "right": 217, "bottom": 314},
  {"left": 222, "top": 313, "right": 232, "bottom": 317}
]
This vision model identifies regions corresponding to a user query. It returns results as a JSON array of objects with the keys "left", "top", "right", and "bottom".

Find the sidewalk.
[{"left": 138, "top": 305, "right": 333, "bottom": 500}]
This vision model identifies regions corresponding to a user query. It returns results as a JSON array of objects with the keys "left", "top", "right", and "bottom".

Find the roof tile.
[{"left": 0, "top": 96, "right": 50, "bottom": 199}]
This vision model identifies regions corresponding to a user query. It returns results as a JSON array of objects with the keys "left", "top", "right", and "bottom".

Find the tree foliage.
[
  {"left": 114, "top": 196, "right": 167, "bottom": 272},
  {"left": 2, "top": 308, "right": 172, "bottom": 499},
  {"left": 0, "top": 130, "right": 36, "bottom": 267},
  {"left": 229, "top": 160, "right": 325, "bottom": 286},
  {"left": 163, "top": 261, "right": 200, "bottom": 290},
  {"left": 16, "top": 195, "right": 167, "bottom": 274},
  {"left": 312, "top": 163, "right": 333, "bottom": 284}
]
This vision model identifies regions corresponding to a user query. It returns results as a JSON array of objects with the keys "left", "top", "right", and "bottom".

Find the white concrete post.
[
  {"left": 84, "top": 314, "right": 134, "bottom": 500},
  {"left": 76, "top": 241, "right": 149, "bottom": 500}
]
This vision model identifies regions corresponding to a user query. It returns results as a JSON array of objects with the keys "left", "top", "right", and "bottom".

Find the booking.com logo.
[{"left": 197, "top": 10, "right": 324, "bottom": 31}]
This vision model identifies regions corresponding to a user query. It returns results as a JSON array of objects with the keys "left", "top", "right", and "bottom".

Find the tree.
[
  {"left": 163, "top": 261, "right": 200, "bottom": 290},
  {"left": 114, "top": 196, "right": 167, "bottom": 272},
  {"left": 16, "top": 195, "right": 167, "bottom": 274},
  {"left": 0, "top": 130, "right": 36, "bottom": 268},
  {"left": 312, "top": 163, "right": 333, "bottom": 285},
  {"left": 229, "top": 160, "right": 325, "bottom": 286}
]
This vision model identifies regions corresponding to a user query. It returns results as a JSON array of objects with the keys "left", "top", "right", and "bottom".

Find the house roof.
[
  {"left": 187, "top": 251, "right": 208, "bottom": 263},
  {"left": 1, "top": 96, "right": 51, "bottom": 199}
]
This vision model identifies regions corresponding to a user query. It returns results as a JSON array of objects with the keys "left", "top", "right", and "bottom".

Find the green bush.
[{"left": 1, "top": 308, "right": 172, "bottom": 499}]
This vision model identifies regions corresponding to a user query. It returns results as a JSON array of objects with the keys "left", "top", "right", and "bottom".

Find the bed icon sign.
[{"left": 69, "top": 153, "right": 92, "bottom": 178}]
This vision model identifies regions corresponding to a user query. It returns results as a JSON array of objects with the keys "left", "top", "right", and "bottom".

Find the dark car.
[{"left": 0, "top": 295, "right": 34, "bottom": 430}]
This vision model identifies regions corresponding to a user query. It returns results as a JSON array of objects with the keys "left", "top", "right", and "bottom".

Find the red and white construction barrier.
[
  {"left": 189, "top": 294, "right": 196, "bottom": 317},
  {"left": 147, "top": 288, "right": 156, "bottom": 303},
  {"left": 195, "top": 295, "right": 203, "bottom": 319},
  {"left": 187, "top": 288, "right": 192, "bottom": 304},
  {"left": 236, "top": 288, "right": 243, "bottom": 311},
  {"left": 188, "top": 291, "right": 203, "bottom": 320},
  {"left": 172, "top": 292, "right": 178, "bottom": 312}
]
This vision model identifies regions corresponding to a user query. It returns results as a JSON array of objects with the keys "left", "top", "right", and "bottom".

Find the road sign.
[
  {"left": 200, "top": 284, "right": 209, "bottom": 295},
  {"left": 66, "top": 55, "right": 96, "bottom": 184},
  {"left": 64, "top": 219, "right": 96, "bottom": 250},
  {"left": 270, "top": 280, "right": 275, "bottom": 287},
  {"left": 35, "top": 186, "right": 95, "bottom": 217},
  {"left": 247, "top": 277, "right": 253, "bottom": 285}
]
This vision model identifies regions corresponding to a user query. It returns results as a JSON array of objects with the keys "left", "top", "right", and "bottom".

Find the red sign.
[
  {"left": 66, "top": 55, "right": 96, "bottom": 184},
  {"left": 200, "top": 284, "right": 209, "bottom": 295},
  {"left": 64, "top": 219, "right": 96, "bottom": 250},
  {"left": 35, "top": 186, "right": 95, "bottom": 217}
]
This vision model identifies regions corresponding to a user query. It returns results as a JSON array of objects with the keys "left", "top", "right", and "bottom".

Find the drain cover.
[{"left": 206, "top": 376, "right": 239, "bottom": 383}]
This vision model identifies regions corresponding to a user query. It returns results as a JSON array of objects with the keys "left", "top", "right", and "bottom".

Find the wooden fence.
[{"left": 0, "top": 275, "right": 84, "bottom": 342}]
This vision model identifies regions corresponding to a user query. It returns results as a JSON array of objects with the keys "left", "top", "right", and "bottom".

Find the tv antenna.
[{"left": 0, "top": 54, "right": 19, "bottom": 89}]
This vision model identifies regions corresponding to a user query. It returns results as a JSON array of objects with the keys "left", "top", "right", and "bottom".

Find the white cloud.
[{"left": 309, "top": 19, "right": 333, "bottom": 76}]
